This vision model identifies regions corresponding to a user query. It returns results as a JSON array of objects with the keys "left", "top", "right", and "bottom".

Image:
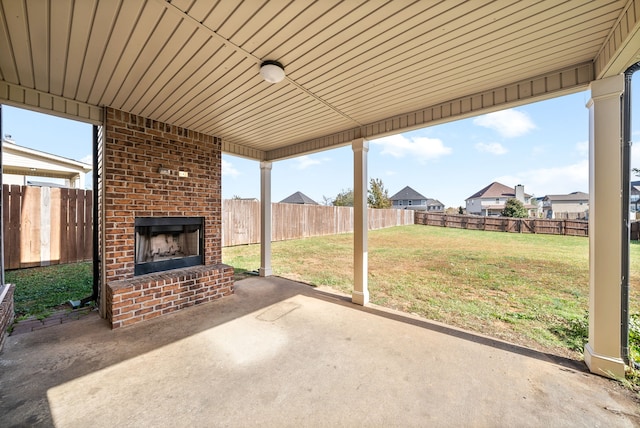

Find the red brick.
[{"left": 103, "top": 108, "right": 233, "bottom": 328}]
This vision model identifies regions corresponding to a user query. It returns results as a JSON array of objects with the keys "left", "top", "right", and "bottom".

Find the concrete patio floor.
[{"left": 1, "top": 276, "right": 639, "bottom": 427}]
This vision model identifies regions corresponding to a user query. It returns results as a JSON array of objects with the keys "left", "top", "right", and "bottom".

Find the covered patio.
[
  {"left": 1, "top": 276, "right": 639, "bottom": 426},
  {"left": 1, "top": 0, "right": 640, "bottom": 389}
]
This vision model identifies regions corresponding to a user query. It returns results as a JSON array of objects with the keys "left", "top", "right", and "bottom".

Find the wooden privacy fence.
[
  {"left": 631, "top": 221, "right": 640, "bottom": 240},
  {"left": 415, "top": 212, "right": 589, "bottom": 237},
  {"left": 222, "top": 199, "right": 414, "bottom": 247},
  {"left": 3, "top": 185, "right": 93, "bottom": 269}
]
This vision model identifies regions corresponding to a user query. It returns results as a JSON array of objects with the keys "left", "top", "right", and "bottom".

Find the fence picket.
[
  {"left": 414, "top": 212, "right": 589, "bottom": 237},
  {"left": 2, "top": 185, "right": 93, "bottom": 270},
  {"left": 222, "top": 200, "right": 414, "bottom": 247}
]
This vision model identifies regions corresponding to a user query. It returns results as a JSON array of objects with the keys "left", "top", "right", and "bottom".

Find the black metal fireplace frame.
[{"left": 134, "top": 217, "right": 204, "bottom": 276}]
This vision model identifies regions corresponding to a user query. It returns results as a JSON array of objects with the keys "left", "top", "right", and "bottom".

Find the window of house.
[{"left": 408, "top": 200, "right": 412, "bottom": 205}]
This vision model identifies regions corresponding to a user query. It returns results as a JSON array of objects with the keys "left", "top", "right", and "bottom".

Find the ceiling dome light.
[{"left": 260, "top": 60, "right": 285, "bottom": 83}]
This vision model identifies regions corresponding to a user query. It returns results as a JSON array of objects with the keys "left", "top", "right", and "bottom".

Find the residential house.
[
  {"left": 465, "top": 182, "right": 536, "bottom": 217},
  {"left": 390, "top": 186, "right": 444, "bottom": 211},
  {"left": 541, "top": 191, "right": 589, "bottom": 219},
  {"left": 631, "top": 181, "right": 640, "bottom": 213},
  {"left": 2, "top": 138, "right": 91, "bottom": 189},
  {"left": 280, "top": 191, "right": 318, "bottom": 205},
  {"left": 425, "top": 198, "right": 445, "bottom": 212}
]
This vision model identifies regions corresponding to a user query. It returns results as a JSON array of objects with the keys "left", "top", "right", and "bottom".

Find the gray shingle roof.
[
  {"left": 543, "top": 191, "right": 589, "bottom": 202},
  {"left": 390, "top": 186, "right": 427, "bottom": 201},
  {"left": 426, "top": 198, "right": 444, "bottom": 207},
  {"left": 280, "top": 191, "right": 318, "bottom": 205},
  {"left": 466, "top": 182, "right": 531, "bottom": 200}
]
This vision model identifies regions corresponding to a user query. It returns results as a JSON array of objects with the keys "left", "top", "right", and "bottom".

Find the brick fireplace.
[{"left": 102, "top": 108, "right": 233, "bottom": 328}]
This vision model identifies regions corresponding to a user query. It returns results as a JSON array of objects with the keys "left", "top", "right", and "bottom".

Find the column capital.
[
  {"left": 260, "top": 160, "right": 272, "bottom": 170},
  {"left": 589, "top": 74, "right": 624, "bottom": 103},
  {"left": 352, "top": 138, "right": 369, "bottom": 153}
]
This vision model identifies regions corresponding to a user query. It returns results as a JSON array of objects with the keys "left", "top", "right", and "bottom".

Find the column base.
[
  {"left": 584, "top": 343, "right": 626, "bottom": 379},
  {"left": 352, "top": 290, "right": 369, "bottom": 306},
  {"left": 259, "top": 267, "right": 272, "bottom": 277}
]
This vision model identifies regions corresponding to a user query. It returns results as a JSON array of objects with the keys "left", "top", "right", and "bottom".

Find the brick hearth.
[{"left": 101, "top": 108, "right": 233, "bottom": 328}]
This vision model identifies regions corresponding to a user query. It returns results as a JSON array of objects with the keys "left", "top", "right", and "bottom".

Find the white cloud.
[
  {"left": 371, "top": 134, "right": 452, "bottom": 162},
  {"left": 222, "top": 159, "right": 240, "bottom": 178},
  {"left": 295, "top": 155, "right": 326, "bottom": 170},
  {"left": 494, "top": 159, "right": 588, "bottom": 196},
  {"left": 575, "top": 141, "right": 589, "bottom": 157},
  {"left": 79, "top": 154, "right": 92, "bottom": 164},
  {"left": 473, "top": 109, "right": 536, "bottom": 138},
  {"left": 474, "top": 142, "right": 507, "bottom": 155}
]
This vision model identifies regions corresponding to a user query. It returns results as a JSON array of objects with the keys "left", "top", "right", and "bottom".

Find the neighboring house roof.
[
  {"left": 280, "top": 191, "right": 318, "bottom": 205},
  {"left": 2, "top": 139, "right": 92, "bottom": 179},
  {"left": 543, "top": 191, "right": 589, "bottom": 202},
  {"left": 426, "top": 198, "right": 444, "bottom": 207},
  {"left": 466, "top": 182, "right": 531, "bottom": 200},
  {"left": 26, "top": 180, "right": 72, "bottom": 188},
  {"left": 390, "top": 186, "right": 427, "bottom": 201}
]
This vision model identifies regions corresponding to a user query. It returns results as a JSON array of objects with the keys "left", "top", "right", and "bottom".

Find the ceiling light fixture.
[{"left": 260, "top": 60, "right": 285, "bottom": 83}]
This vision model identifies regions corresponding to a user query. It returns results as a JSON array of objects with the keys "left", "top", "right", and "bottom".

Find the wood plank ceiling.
[{"left": 1, "top": 0, "right": 639, "bottom": 161}]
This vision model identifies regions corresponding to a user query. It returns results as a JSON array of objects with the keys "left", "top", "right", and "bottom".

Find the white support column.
[
  {"left": 259, "top": 161, "right": 273, "bottom": 277},
  {"left": 352, "top": 138, "right": 369, "bottom": 305},
  {"left": 584, "top": 74, "right": 626, "bottom": 378}
]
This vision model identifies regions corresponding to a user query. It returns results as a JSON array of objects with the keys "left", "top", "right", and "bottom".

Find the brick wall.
[
  {"left": 103, "top": 108, "right": 233, "bottom": 328},
  {"left": 0, "top": 284, "right": 15, "bottom": 351}
]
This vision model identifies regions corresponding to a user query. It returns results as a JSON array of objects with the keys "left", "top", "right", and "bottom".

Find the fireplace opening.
[{"left": 135, "top": 217, "right": 204, "bottom": 275}]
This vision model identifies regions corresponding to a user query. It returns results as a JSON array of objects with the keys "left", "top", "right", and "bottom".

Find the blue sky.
[{"left": 2, "top": 75, "right": 639, "bottom": 208}]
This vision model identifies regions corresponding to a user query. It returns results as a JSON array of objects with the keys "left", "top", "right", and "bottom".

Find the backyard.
[
  {"left": 223, "top": 225, "right": 640, "bottom": 362},
  {"left": 6, "top": 224, "right": 640, "bottom": 372}
]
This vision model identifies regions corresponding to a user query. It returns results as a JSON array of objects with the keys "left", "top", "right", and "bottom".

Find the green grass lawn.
[
  {"left": 224, "top": 225, "right": 640, "bottom": 362},
  {"left": 6, "top": 225, "right": 640, "bottom": 373},
  {"left": 6, "top": 262, "right": 93, "bottom": 320}
]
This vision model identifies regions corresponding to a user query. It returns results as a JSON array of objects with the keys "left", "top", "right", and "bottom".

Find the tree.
[
  {"left": 501, "top": 198, "right": 528, "bottom": 218},
  {"left": 458, "top": 206, "right": 464, "bottom": 215},
  {"left": 333, "top": 188, "right": 354, "bottom": 206},
  {"left": 367, "top": 178, "right": 391, "bottom": 208},
  {"left": 321, "top": 195, "right": 334, "bottom": 206}
]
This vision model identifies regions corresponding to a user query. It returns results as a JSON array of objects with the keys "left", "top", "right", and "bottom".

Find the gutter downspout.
[{"left": 622, "top": 62, "right": 640, "bottom": 365}]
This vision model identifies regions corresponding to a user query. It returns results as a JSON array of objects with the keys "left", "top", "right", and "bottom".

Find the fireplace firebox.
[{"left": 134, "top": 217, "right": 204, "bottom": 275}]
